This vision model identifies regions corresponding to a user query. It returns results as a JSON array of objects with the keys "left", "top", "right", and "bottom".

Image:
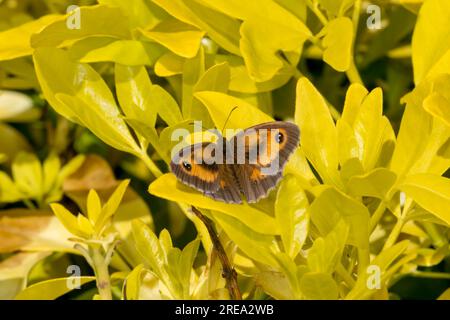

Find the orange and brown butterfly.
[{"left": 170, "top": 121, "right": 300, "bottom": 204}]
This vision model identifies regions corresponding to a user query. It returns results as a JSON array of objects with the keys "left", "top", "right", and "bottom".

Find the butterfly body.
[{"left": 170, "top": 121, "right": 300, "bottom": 204}]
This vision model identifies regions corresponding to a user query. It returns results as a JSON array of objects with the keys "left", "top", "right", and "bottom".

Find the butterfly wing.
[
  {"left": 170, "top": 142, "right": 221, "bottom": 194},
  {"left": 204, "top": 165, "right": 243, "bottom": 204},
  {"left": 232, "top": 121, "right": 300, "bottom": 203},
  {"left": 233, "top": 165, "right": 283, "bottom": 203}
]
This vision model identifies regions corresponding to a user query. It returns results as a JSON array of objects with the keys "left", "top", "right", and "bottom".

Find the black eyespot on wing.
[
  {"left": 275, "top": 132, "right": 284, "bottom": 144},
  {"left": 182, "top": 161, "right": 192, "bottom": 171}
]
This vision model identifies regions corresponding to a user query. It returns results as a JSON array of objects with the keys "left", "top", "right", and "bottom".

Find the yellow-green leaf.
[
  {"left": 15, "top": 277, "right": 95, "bottom": 300},
  {"left": 412, "top": 0, "right": 450, "bottom": 83},
  {"left": 0, "top": 15, "right": 63, "bottom": 61},
  {"left": 203, "top": 0, "right": 311, "bottom": 81},
  {"left": 31, "top": 5, "right": 131, "bottom": 48},
  {"left": 195, "top": 91, "right": 273, "bottom": 135},
  {"left": 33, "top": 47, "right": 140, "bottom": 155},
  {"left": 347, "top": 168, "right": 397, "bottom": 200},
  {"left": 322, "top": 17, "right": 353, "bottom": 72},
  {"left": 69, "top": 38, "right": 164, "bottom": 66},
  {"left": 275, "top": 175, "right": 309, "bottom": 258},
  {"left": 140, "top": 18, "right": 205, "bottom": 58},
  {"left": 295, "top": 78, "right": 340, "bottom": 186},
  {"left": 50, "top": 203, "right": 88, "bottom": 239},
  {"left": 299, "top": 272, "right": 339, "bottom": 300},
  {"left": 149, "top": 174, "right": 278, "bottom": 235},
  {"left": 399, "top": 174, "right": 450, "bottom": 225},
  {"left": 212, "top": 211, "right": 278, "bottom": 267}
]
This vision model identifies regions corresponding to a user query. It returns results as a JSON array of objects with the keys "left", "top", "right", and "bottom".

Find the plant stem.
[
  {"left": 422, "top": 222, "right": 448, "bottom": 248},
  {"left": 191, "top": 206, "right": 242, "bottom": 300},
  {"left": 140, "top": 152, "right": 163, "bottom": 178},
  {"left": 91, "top": 247, "right": 112, "bottom": 300},
  {"left": 306, "top": 0, "right": 328, "bottom": 25},
  {"left": 369, "top": 202, "right": 387, "bottom": 233},
  {"left": 382, "top": 217, "right": 405, "bottom": 251},
  {"left": 352, "top": 0, "right": 362, "bottom": 35},
  {"left": 336, "top": 263, "right": 355, "bottom": 287},
  {"left": 346, "top": 60, "right": 363, "bottom": 85},
  {"left": 23, "top": 199, "right": 37, "bottom": 210},
  {"left": 409, "top": 271, "right": 450, "bottom": 280},
  {"left": 346, "top": 0, "right": 364, "bottom": 85}
]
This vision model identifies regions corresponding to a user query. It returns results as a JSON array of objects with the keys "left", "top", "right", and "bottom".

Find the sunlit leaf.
[
  {"left": 399, "top": 174, "right": 450, "bottom": 225},
  {"left": 149, "top": 174, "right": 278, "bottom": 235}
]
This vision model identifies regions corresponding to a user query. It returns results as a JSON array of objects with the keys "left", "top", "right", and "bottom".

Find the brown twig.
[{"left": 191, "top": 206, "right": 242, "bottom": 300}]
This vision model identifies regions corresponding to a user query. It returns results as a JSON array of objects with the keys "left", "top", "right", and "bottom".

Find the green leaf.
[
  {"left": 178, "top": 239, "right": 200, "bottom": 298},
  {"left": 346, "top": 240, "right": 410, "bottom": 300},
  {"left": 33, "top": 47, "right": 140, "bottom": 155},
  {"left": 125, "top": 118, "right": 169, "bottom": 163},
  {"left": 275, "top": 175, "right": 309, "bottom": 258},
  {"left": 318, "top": 0, "right": 355, "bottom": 16},
  {"left": 50, "top": 203, "right": 88, "bottom": 239},
  {"left": 149, "top": 174, "right": 279, "bottom": 235},
  {"left": 310, "top": 187, "right": 370, "bottom": 250},
  {"left": 0, "top": 172, "right": 22, "bottom": 202},
  {"left": 393, "top": 74, "right": 450, "bottom": 177},
  {"left": 124, "top": 264, "right": 146, "bottom": 300},
  {"left": 98, "top": 0, "right": 166, "bottom": 29},
  {"left": 212, "top": 211, "right": 278, "bottom": 267},
  {"left": 0, "top": 15, "right": 63, "bottom": 61},
  {"left": 131, "top": 220, "right": 166, "bottom": 280},
  {"left": 307, "top": 219, "right": 349, "bottom": 274},
  {"left": 190, "top": 62, "right": 231, "bottom": 127},
  {"left": 140, "top": 18, "right": 205, "bottom": 58},
  {"left": 399, "top": 174, "right": 450, "bottom": 226},
  {"left": 423, "top": 92, "right": 450, "bottom": 127},
  {"left": 299, "top": 272, "right": 339, "bottom": 300},
  {"left": 155, "top": 52, "right": 185, "bottom": 76},
  {"left": 195, "top": 91, "right": 273, "bottom": 134},
  {"left": 87, "top": 190, "right": 102, "bottom": 225},
  {"left": 194, "top": 62, "right": 230, "bottom": 94},
  {"left": 182, "top": 47, "right": 205, "bottom": 119},
  {"left": 215, "top": 54, "right": 293, "bottom": 93},
  {"left": 12, "top": 152, "right": 42, "bottom": 198},
  {"left": 15, "top": 277, "right": 95, "bottom": 300},
  {"left": 271, "top": 252, "right": 301, "bottom": 298},
  {"left": 0, "top": 252, "right": 51, "bottom": 299},
  {"left": 412, "top": 0, "right": 450, "bottom": 83},
  {"left": 347, "top": 168, "right": 397, "bottom": 200},
  {"left": 0, "top": 123, "right": 31, "bottom": 165},
  {"left": 98, "top": 180, "right": 130, "bottom": 228},
  {"left": 31, "top": 5, "right": 131, "bottom": 48},
  {"left": 438, "top": 288, "right": 450, "bottom": 300},
  {"left": 42, "top": 153, "right": 60, "bottom": 195},
  {"left": 69, "top": 38, "right": 164, "bottom": 66},
  {"left": 338, "top": 87, "right": 395, "bottom": 172},
  {"left": 202, "top": 0, "right": 311, "bottom": 81},
  {"left": 152, "top": 0, "right": 241, "bottom": 55},
  {"left": 115, "top": 64, "right": 157, "bottom": 127},
  {"left": 295, "top": 77, "right": 340, "bottom": 186},
  {"left": 322, "top": 17, "right": 353, "bottom": 72}
]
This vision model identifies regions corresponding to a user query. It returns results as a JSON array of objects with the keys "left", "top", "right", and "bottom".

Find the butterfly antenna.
[{"left": 221, "top": 106, "right": 238, "bottom": 133}]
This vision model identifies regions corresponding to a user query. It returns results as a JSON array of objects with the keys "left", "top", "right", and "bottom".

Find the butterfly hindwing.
[
  {"left": 204, "top": 165, "right": 242, "bottom": 204},
  {"left": 233, "top": 164, "right": 283, "bottom": 203}
]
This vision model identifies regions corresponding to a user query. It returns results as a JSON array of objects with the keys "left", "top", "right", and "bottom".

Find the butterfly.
[{"left": 170, "top": 121, "right": 300, "bottom": 204}]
